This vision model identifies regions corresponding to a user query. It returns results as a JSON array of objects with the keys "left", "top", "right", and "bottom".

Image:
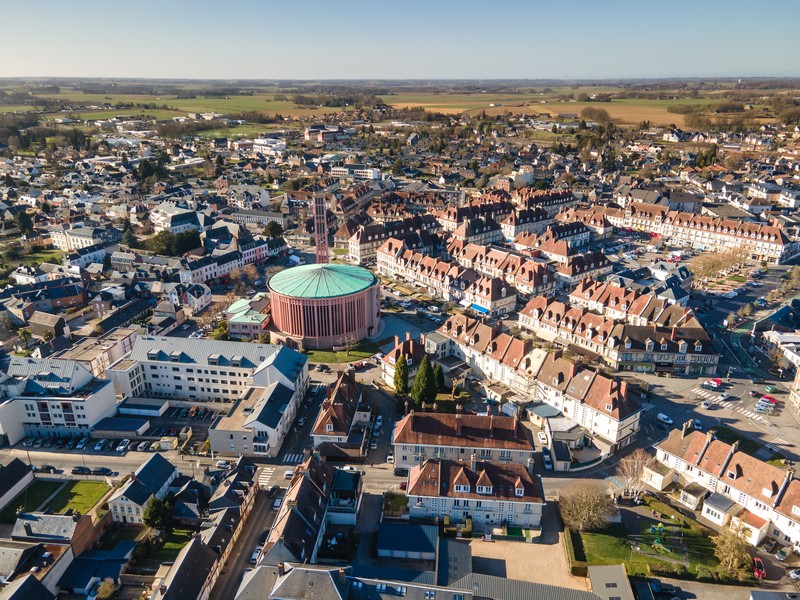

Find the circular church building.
[{"left": 268, "top": 263, "right": 380, "bottom": 349}]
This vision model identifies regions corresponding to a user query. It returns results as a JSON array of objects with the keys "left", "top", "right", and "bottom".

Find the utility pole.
[{"left": 726, "top": 365, "right": 733, "bottom": 383}]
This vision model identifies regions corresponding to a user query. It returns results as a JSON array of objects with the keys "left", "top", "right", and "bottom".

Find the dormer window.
[
  {"left": 762, "top": 486, "right": 775, "bottom": 498},
  {"left": 606, "top": 403, "right": 612, "bottom": 411},
  {"left": 661, "top": 343, "right": 668, "bottom": 351},
  {"left": 326, "top": 423, "right": 333, "bottom": 432},
  {"left": 454, "top": 484, "right": 470, "bottom": 493},
  {"left": 476, "top": 486, "right": 493, "bottom": 495},
  {"left": 646, "top": 341, "right": 654, "bottom": 352},
  {"left": 515, "top": 487, "right": 524, "bottom": 497}
]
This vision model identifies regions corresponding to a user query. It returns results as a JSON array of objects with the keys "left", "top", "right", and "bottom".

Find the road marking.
[
  {"left": 281, "top": 453, "right": 303, "bottom": 464},
  {"left": 258, "top": 467, "right": 275, "bottom": 489}
]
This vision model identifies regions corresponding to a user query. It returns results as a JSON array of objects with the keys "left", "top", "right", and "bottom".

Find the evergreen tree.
[
  {"left": 121, "top": 220, "right": 137, "bottom": 248},
  {"left": 15, "top": 211, "right": 33, "bottom": 235},
  {"left": 394, "top": 354, "right": 408, "bottom": 396},
  {"left": 433, "top": 362, "right": 445, "bottom": 392},
  {"left": 411, "top": 355, "right": 437, "bottom": 405},
  {"left": 264, "top": 221, "right": 284, "bottom": 238}
]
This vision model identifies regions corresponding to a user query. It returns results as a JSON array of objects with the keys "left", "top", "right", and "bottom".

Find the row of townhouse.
[
  {"left": 569, "top": 277, "right": 703, "bottom": 327},
  {"left": 376, "top": 237, "right": 517, "bottom": 317},
  {"left": 446, "top": 240, "right": 557, "bottom": 299},
  {"left": 647, "top": 421, "right": 800, "bottom": 550},
  {"left": 347, "top": 214, "right": 441, "bottom": 265},
  {"left": 426, "top": 313, "right": 643, "bottom": 454},
  {"left": 518, "top": 294, "right": 719, "bottom": 375},
  {"left": 498, "top": 206, "right": 553, "bottom": 241},
  {"left": 48, "top": 224, "right": 120, "bottom": 251},
  {"left": 554, "top": 206, "right": 615, "bottom": 239},
  {"left": 590, "top": 202, "right": 800, "bottom": 264},
  {"left": 177, "top": 238, "right": 286, "bottom": 285},
  {"left": 511, "top": 187, "right": 578, "bottom": 217},
  {"left": 434, "top": 196, "right": 514, "bottom": 231}
]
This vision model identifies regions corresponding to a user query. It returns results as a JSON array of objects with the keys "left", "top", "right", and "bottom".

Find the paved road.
[{"left": 209, "top": 490, "right": 276, "bottom": 600}]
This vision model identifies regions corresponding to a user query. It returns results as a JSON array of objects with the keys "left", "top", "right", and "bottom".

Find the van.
[
  {"left": 284, "top": 469, "right": 295, "bottom": 480},
  {"left": 272, "top": 497, "right": 283, "bottom": 511}
]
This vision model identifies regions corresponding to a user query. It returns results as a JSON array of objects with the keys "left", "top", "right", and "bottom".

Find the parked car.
[
  {"left": 701, "top": 400, "right": 713, "bottom": 410},
  {"left": 272, "top": 498, "right": 283, "bottom": 511},
  {"left": 763, "top": 538, "right": 778, "bottom": 553},
  {"left": 283, "top": 469, "right": 295, "bottom": 479},
  {"left": 542, "top": 453, "right": 553, "bottom": 471},
  {"left": 760, "top": 395, "right": 778, "bottom": 404},
  {"left": 753, "top": 556, "right": 767, "bottom": 579},
  {"left": 71, "top": 466, "right": 91, "bottom": 475},
  {"left": 375, "top": 415, "right": 383, "bottom": 427},
  {"left": 393, "top": 467, "right": 409, "bottom": 478},
  {"left": 116, "top": 439, "right": 130, "bottom": 452},
  {"left": 137, "top": 441, "right": 150, "bottom": 452},
  {"left": 649, "top": 581, "right": 675, "bottom": 595},
  {"left": 37, "top": 465, "right": 56, "bottom": 474},
  {"left": 777, "top": 547, "right": 790, "bottom": 561},
  {"left": 656, "top": 413, "right": 673, "bottom": 425},
  {"left": 537, "top": 431, "right": 548, "bottom": 446},
  {"left": 694, "top": 419, "right": 702, "bottom": 431},
  {"left": 387, "top": 452, "right": 394, "bottom": 464},
  {"left": 215, "top": 460, "right": 231, "bottom": 470},
  {"left": 370, "top": 438, "right": 378, "bottom": 450},
  {"left": 718, "top": 392, "right": 730, "bottom": 401},
  {"left": 749, "top": 390, "right": 763, "bottom": 398},
  {"left": 94, "top": 439, "right": 108, "bottom": 451},
  {"left": 789, "top": 568, "right": 800, "bottom": 580},
  {"left": 296, "top": 417, "right": 306, "bottom": 428},
  {"left": 267, "top": 485, "right": 280, "bottom": 499},
  {"left": 249, "top": 548, "right": 260, "bottom": 565},
  {"left": 766, "top": 385, "right": 779, "bottom": 393},
  {"left": 91, "top": 467, "right": 114, "bottom": 476}
]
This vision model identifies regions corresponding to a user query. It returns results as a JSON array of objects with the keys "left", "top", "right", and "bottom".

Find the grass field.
[
  {"left": 153, "top": 528, "right": 195, "bottom": 562},
  {"left": 19, "top": 248, "right": 63, "bottom": 267},
  {"left": 47, "top": 481, "right": 110, "bottom": 514},
  {"left": 302, "top": 339, "right": 379, "bottom": 364},
  {"left": 0, "top": 480, "right": 64, "bottom": 523}
]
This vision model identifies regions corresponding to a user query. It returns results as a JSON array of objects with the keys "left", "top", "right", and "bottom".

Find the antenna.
[{"left": 313, "top": 193, "right": 329, "bottom": 264}]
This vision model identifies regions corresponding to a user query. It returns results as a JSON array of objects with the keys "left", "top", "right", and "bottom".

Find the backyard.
[
  {"left": 152, "top": 528, "right": 195, "bottom": 562},
  {"left": 47, "top": 481, "right": 110, "bottom": 514},
  {"left": 0, "top": 480, "right": 63, "bottom": 523}
]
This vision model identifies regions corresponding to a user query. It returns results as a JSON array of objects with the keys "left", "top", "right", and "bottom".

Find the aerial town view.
[{"left": 2, "top": 2, "right": 800, "bottom": 600}]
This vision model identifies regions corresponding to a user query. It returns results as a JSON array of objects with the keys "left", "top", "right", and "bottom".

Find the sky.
[{"left": 1, "top": 0, "right": 799, "bottom": 80}]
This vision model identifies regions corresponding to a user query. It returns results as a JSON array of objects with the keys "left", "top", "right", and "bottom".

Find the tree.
[
  {"left": 769, "top": 346, "right": 785, "bottom": 372},
  {"left": 615, "top": 449, "right": 652, "bottom": 502},
  {"left": 391, "top": 159, "right": 404, "bottom": 176},
  {"left": 712, "top": 524, "right": 750, "bottom": 574},
  {"left": 411, "top": 355, "right": 437, "bottom": 406},
  {"left": 17, "top": 328, "right": 31, "bottom": 349},
  {"left": 393, "top": 354, "right": 409, "bottom": 396},
  {"left": 558, "top": 481, "right": 614, "bottom": 533},
  {"left": 142, "top": 496, "right": 172, "bottom": 529},
  {"left": 264, "top": 221, "right": 284, "bottom": 238},
  {"left": 433, "top": 362, "right": 445, "bottom": 392},
  {"left": 14, "top": 211, "right": 33, "bottom": 235},
  {"left": 121, "top": 220, "right": 137, "bottom": 248},
  {"left": 95, "top": 578, "right": 116, "bottom": 600},
  {"left": 42, "top": 330, "right": 54, "bottom": 342}
]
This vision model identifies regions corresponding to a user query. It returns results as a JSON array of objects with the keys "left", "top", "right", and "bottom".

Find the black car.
[
  {"left": 393, "top": 467, "right": 409, "bottom": 477},
  {"left": 258, "top": 530, "right": 270, "bottom": 545},
  {"left": 750, "top": 390, "right": 762, "bottom": 398},
  {"left": 267, "top": 485, "right": 281, "bottom": 499},
  {"left": 91, "top": 467, "right": 113, "bottom": 476},
  {"left": 71, "top": 466, "right": 91, "bottom": 475},
  {"left": 37, "top": 465, "right": 57, "bottom": 474}
]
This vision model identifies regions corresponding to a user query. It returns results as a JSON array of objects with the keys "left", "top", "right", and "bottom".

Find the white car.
[
  {"left": 387, "top": 452, "right": 394, "bottom": 464},
  {"left": 537, "top": 432, "right": 548, "bottom": 446},
  {"left": 701, "top": 400, "right": 713, "bottom": 410},
  {"left": 718, "top": 392, "right": 730, "bottom": 401},
  {"left": 656, "top": 413, "right": 673, "bottom": 425},
  {"left": 215, "top": 460, "right": 231, "bottom": 470},
  {"left": 116, "top": 439, "right": 130, "bottom": 452}
]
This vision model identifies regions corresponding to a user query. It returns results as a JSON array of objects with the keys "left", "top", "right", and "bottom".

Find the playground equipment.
[
  {"left": 652, "top": 538, "right": 671, "bottom": 553},
  {"left": 649, "top": 522, "right": 665, "bottom": 535}
]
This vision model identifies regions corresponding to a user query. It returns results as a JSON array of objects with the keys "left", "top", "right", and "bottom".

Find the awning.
[
  {"left": 459, "top": 299, "right": 471, "bottom": 307},
  {"left": 470, "top": 303, "right": 489, "bottom": 314}
]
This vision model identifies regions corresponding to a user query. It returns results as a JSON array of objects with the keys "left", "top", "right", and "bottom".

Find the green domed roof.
[{"left": 268, "top": 263, "right": 377, "bottom": 299}]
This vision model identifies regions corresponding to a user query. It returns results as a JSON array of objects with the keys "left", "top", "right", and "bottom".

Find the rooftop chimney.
[
  {"left": 394, "top": 335, "right": 400, "bottom": 348},
  {"left": 470, "top": 452, "right": 477, "bottom": 471},
  {"left": 489, "top": 414, "right": 494, "bottom": 438},
  {"left": 278, "top": 562, "right": 285, "bottom": 577},
  {"left": 406, "top": 331, "right": 411, "bottom": 341},
  {"left": 338, "top": 567, "right": 347, "bottom": 585},
  {"left": 681, "top": 420, "right": 693, "bottom": 439},
  {"left": 455, "top": 413, "right": 462, "bottom": 436},
  {"left": 24, "top": 522, "right": 32, "bottom": 535}
]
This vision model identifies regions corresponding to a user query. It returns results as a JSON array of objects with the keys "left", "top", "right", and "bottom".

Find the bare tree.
[
  {"left": 558, "top": 481, "right": 615, "bottom": 532},
  {"left": 341, "top": 334, "right": 358, "bottom": 356},
  {"left": 615, "top": 448, "right": 652, "bottom": 502}
]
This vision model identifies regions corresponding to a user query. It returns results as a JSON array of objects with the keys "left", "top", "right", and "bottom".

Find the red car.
[
  {"left": 753, "top": 556, "right": 767, "bottom": 579},
  {"left": 760, "top": 395, "right": 778, "bottom": 404}
]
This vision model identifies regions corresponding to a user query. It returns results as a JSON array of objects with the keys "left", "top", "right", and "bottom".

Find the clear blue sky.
[{"left": 2, "top": 0, "right": 798, "bottom": 79}]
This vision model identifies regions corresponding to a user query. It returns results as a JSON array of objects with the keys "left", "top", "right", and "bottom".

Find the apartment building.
[
  {"left": 451, "top": 217, "right": 503, "bottom": 246},
  {"left": 225, "top": 293, "right": 270, "bottom": 341},
  {"left": 381, "top": 332, "right": 427, "bottom": 388},
  {"left": 407, "top": 457, "right": 545, "bottom": 528},
  {"left": 512, "top": 187, "right": 577, "bottom": 217},
  {"left": 176, "top": 239, "right": 284, "bottom": 285},
  {"left": 499, "top": 206, "right": 553, "bottom": 241},
  {"left": 48, "top": 225, "right": 119, "bottom": 251},
  {"left": 106, "top": 336, "right": 300, "bottom": 403},
  {"left": 519, "top": 294, "right": 718, "bottom": 375},
  {"left": 554, "top": 207, "right": 614, "bottom": 239},
  {"left": 646, "top": 421, "right": 800, "bottom": 550},
  {"left": 392, "top": 412, "right": 535, "bottom": 470},
  {"left": 51, "top": 327, "right": 138, "bottom": 377},
  {"left": 0, "top": 357, "right": 117, "bottom": 445},
  {"left": 207, "top": 346, "right": 309, "bottom": 457},
  {"left": 347, "top": 214, "right": 441, "bottom": 265}
]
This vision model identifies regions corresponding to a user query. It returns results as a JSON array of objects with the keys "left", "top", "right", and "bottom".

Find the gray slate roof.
[{"left": 130, "top": 335, "right": 278, "bottom": 369}]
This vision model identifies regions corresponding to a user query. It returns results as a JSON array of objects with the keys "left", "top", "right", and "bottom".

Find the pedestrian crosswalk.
[
  {"left": 258, "top": 466, "right": 275, "bottom": 489},
  {"left": 281, "top": 453, "right": 304, "bottom": 464},
  {"left": 688, "top": 387, "right": 766, "bottom": 422}
]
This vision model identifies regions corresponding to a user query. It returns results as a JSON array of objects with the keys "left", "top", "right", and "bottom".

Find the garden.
[{"left": 48, "top": 481, "right": 110, "bottom": 514}]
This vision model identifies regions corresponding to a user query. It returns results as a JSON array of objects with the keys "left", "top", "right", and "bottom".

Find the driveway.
[{"left": 469, "top": 503, "right": 587, "bottom": 590}]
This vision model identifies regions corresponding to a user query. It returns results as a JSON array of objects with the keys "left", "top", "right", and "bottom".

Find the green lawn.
[
  {"left": 303, "top": 339, "right": 379, "bottom": 364},
  {"left": 47, "top": 481, "right": 109, "bottom": 514},
  {"left": 714, "top": 426, "right": 762, "bottom": 456},
  {"left": 0, "top": 480, "right": 63, "bottom": 523},
  {"left": 20, "top": 248, "right": 63, "bottom": 267},
  {"left": 153, "top": 528, "right": 195, "bottom": 562}
]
